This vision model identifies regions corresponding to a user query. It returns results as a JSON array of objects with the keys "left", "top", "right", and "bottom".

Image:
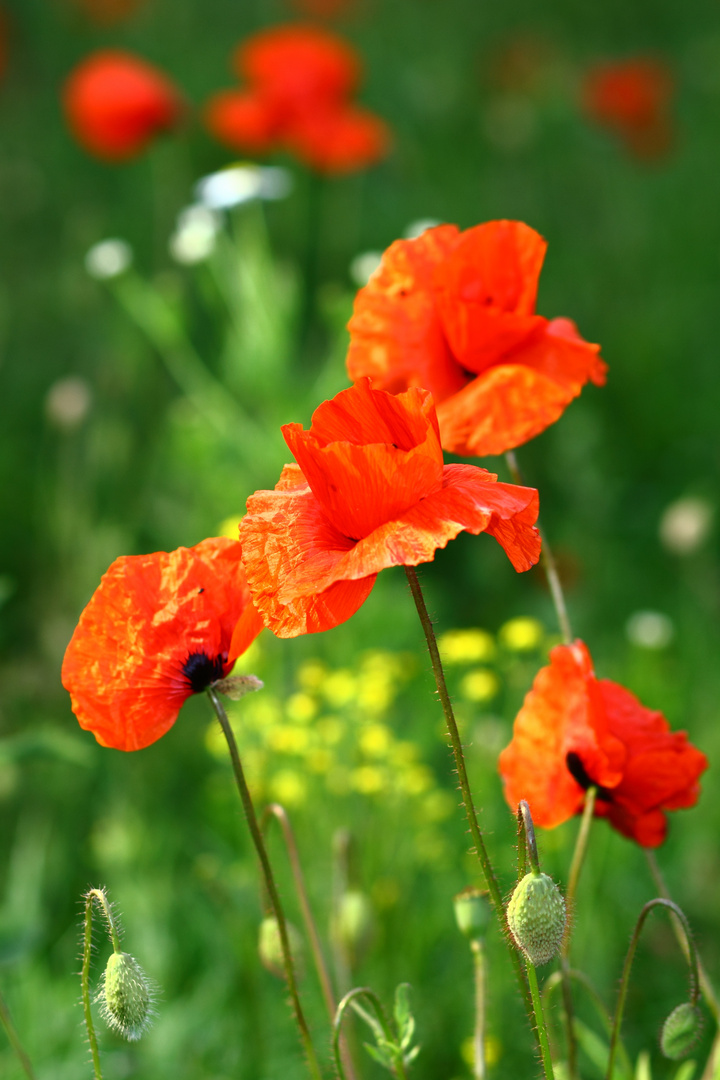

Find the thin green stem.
[
  {"left": 557, "top": 787, "right": 597, "bottom": 1080},
  {"left": 0, "top": 986, "right": 37, "bottom": 1080},
  {"left": 606, "top": 898, "right": 700, "bottom": 1080},
  {"left": 207, "top": 689, "right": 324, "bottom": 1080},
  {"left": 505, "top": 451, "right": 572, "bottom": 645},
  {"left": 404, "top": 566, "right": 533, "bottom": 1025},
  {"left": 527, "top": 962, "right": 556, "bottom": 1080},
  {"left": 471, "top": 940, "right": 487, "bottom": 1080},
  {"left": 261, "top": 805, "right": 359, "bottom": 1080},
  {"left": 645, "top": 850, "right": 719, "bottom": 1023},
  {"left": 86, "top": 887, "right": 122, "bottom": 953},
  {"left": 82, "top": 894, "right": 104, "bottom": 1080},
  {"left": 544, "top": 969, "right": 633, "bottom": 1080},
  {"left": 333, "top": 988, "right": 407, "bottom": 1080}
]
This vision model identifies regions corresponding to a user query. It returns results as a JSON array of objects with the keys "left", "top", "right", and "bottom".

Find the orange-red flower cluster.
[
  {"left": 581, "top": 58, "right": 674, "bottom": 159},
  {"left": 239, "top": 378, "right": 541, "bottom": 638},
  {"left": 347, "top": 221, "right": 606, "bottom": 458},
  {"left": 63, "top": 50, "right": 183, "bottom": 161},
  {"left": 205, "top": 24, "right": 390, "bottom": 174},
  {"left": 62, "top": 538, "right": 263, "bottom": 751},
  {"left": 498, "top": 641, "right": 708, "bottom": 847}
]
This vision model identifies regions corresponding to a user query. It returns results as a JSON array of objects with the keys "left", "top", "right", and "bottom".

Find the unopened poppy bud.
[
  {"left": 660, "top": 1002, "right": 702, "bottom": 1060},
  {"left": 258, "top": 916, "right": 304, "bottom": 979},
  {"left": 454, "top": 887, "right": 491, "bottom": 941},
  {"left": 506, "top": 871, "right": 566, "bottom": 967},
  {"left": 333, "top": 889, "right": 375, "bottom": 964},
  {"left": 98, "top": 950, "right": 154, "bottom": 1041}
]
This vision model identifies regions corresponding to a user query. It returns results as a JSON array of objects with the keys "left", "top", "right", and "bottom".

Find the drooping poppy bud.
[
  {"left": 98, "top": 951, "right": 154, "bottom": 1040},
  {"left": 258, "top": 916, "right": 305, "bottom": 979},
  {"left": 453, "top": 887, "right": 492, "bottom": 941},
  {"left": 660, "top": 1002, "right": 702, "bottom": 1060}
]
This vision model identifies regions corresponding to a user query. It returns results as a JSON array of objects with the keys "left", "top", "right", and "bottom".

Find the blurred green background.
[{"left": 1, "top": 0, "right": 720, "bottom": 1076}]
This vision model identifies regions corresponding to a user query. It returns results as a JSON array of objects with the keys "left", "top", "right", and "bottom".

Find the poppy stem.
[
  {"left": 526, "top": 961, "right": 556, "bottom": 1080},
  {"left": 207, "top": 688, "right": 325, "bottom": 1080},
  {"left": 0, "top": 985, "right": 37, "bottom": 1080},
  {"left": 261, "top": 805, "right": 359, "bottom": 1080},
  {"left": 606, "top": 898, "right": 700, "bottom": 1080},
  {"left": 403, "top": 566, "right": 534, "bottom": 1026},
  {"left": 505, "top": 451, "right": 573, "bottom": 645},
  {"left": 81, "top": 892, "right": 104, "bottom": 1080},
  {"left": 471, "top": 939, "right": 487, "bottom": 1079},
  {"left": 645, "top": 850, "right": 719, "bottom": 1023}
]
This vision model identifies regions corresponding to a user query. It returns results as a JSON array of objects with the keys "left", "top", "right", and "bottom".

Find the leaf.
[
  {"left": 635, "top": 1050, "right": 652, "bottom": 1080},
  {"left": 363, "top": 1041, "right": 395, "bottom": 1072},
  {"left": 573, "top": 1018, "right": 610, "bottom": 1075},
  {"left": 671, "top": 1062, "right": 697, "bottom": 1080}
]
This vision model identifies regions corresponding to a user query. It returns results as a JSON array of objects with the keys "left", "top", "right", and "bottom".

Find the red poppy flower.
[
  {"left": 63, "top": 50, "right": 183, "bottom": 161},
  {"left": 62, "top": 537, "right": 264, "bottom": 751},
  {"left": 498, "top": 641, "right": 708, "bottom": 847},
  {"left": 286, "top": 104, "right": 390, "bottom": 174},
  {"left": 581, "top": 59, "right": 673, "bottom": 159},
  {"left": 205, "top": 24, "right": 390, "bottom": 175},
  {"left": 347, "top": 220, "right": 606, "bottom": 457},
  {"left": 238, "top": 378, "right": 541, "bottom": 638}
]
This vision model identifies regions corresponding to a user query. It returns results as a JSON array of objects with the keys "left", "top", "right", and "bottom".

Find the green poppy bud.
[
  {"left": 660, "top": 1002, "right": 702, "bottom": 1060},
  {"left": 258, "top": 916, "right": 304, "bottom": 980},
  {"left": 506, "top": 871, "right": 566, "bottom": 967},
  {"left": 453, "top": 887, "right": 491, "bottom": 941},
  {"left": 98, "top": 951, "right": 154, "bottom": 1041},
  {"left": 333, "top": 889, "right": 375, "bottom": 964}
]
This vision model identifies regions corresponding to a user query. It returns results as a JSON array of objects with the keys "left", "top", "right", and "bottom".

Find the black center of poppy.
[
  {"left": 183, "top": 651, "right": 226, "bottom": 693},
  {"left": 565, "top": 752, "right": 614, "bottom": 803}
]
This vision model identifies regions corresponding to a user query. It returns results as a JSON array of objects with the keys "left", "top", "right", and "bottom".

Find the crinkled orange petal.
[
  {"left": 239, "top": 461, "right": 540, "bottom": 638},
  {"left": 499, "top": 642, "right": 626, "bottom": 828},
  {"left": 62, "top": 537, "right": 260, "bottom": 751},
  {"left": 239, "top": 479, "right": 376, "bottom": 638},
  {"left": 347, "top": 227, "right": 469, "bottom": 402},
  {"left": 433, "top": 221, "right": 548, "bottom": 370},
  {"left": 283, "top": 381, "right": 443, "bottom": 538},
  {"left": 436, "top": 319, "right": 606, "bottom": 457},
  {"left": 594, "top": 679, "right": 708, "bottom": 847}
]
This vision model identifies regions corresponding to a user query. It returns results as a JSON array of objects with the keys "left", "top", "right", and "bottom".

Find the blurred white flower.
[
  {"left": 45, "top": 376, "right": 92, "bottom": 430},
  {"left": 195, "top": 164, "right": 292, "bottom": 211},
  {"left": 85, "top": 239, "right": 133, "bottom": 280},
  {"left": 169, "top": 205, "right": 221, "bottom": 265},
  {"left": 349, "top": 251, "right": 383, "bottom": 287},
  {"left": 625, "top": 610, "right": 674, "bottom": 650},
  {"left": 659, "top": 496, "right": 713, "bottom": 556},
  {"left": 404, "top": 218, "right": 442, "bottom": 239}
]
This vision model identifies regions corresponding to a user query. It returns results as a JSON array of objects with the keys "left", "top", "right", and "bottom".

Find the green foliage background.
[{"left": 1, "top": 0, "right": 719, "bottom": 1076}]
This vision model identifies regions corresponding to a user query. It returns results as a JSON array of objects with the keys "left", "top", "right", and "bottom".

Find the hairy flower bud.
[
  {"left": 258, "top": 916, "right": 304, "bottom": 980},
  {"left": 660, "top": 1002, "right": 702, "bottom": 1060},
  {"left": 333, "top": 889, "right": 375, "bottom": 964},
  {"left": 506, "top": 871, "right": 566, "bottom": 966},
  {"left": 98, "top": 950, "right": 154, "bottom": 1041}
]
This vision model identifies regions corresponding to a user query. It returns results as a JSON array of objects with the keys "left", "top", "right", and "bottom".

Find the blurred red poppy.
[
  {"left": 582, "top": 58, "right": 674, "bottom": 159},
  {"left": 498, "top": 641, "right": 708, "bottom": 847},
  {"left": 347, "top": 221, "right": 606, "bottom": 457},
  {"left": 238, "top": 378, "right": 541, "bottom": 638},
  {"left": 205, "top": 24, "right": 390, "bottom": 174},
  {"left": 63, "top": 50, "right": 183, "bottom": 161},
  {"left": 62, "top": 537, "right": 264, "bottom": 751}
]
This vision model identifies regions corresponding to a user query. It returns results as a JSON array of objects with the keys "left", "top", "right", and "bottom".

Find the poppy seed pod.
[
  {"left": 660, "top": 1002, "right": 702, "bottom": 1060},
  {"left": 98, "top": 951, "right": 154, "bottom": 1040},
  {"left": 453, "top": 887, "right": 491, "bottom": 941},
  {"left": 506, "top": 871, "right": 566, "bottom": 966}
]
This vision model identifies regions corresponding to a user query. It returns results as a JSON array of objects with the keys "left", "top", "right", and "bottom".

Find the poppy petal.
[
  {"left": 62, "top": 538, "right": 260, "bottom": 751},
  {"left": 347, "top": 227, "right": 469, "bottom": 402}
]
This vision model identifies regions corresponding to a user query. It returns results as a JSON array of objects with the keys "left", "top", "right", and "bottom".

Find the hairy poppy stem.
[
  {"left": 0, "top": 985, "right": 37, "bottom": 1080},
  {"left": 82, "top": 893, "right": 104, "bottom": 1080},
  {"left": 606, "top": 899, "right": 700, "bottom": 1080},
  {"left": 505, "top": 451, "right": 573, "bottom": 645},
  {"left": 526, "top": 961, "right": 556, "bottom": 1080},
  {"left": 471, "top": 939, "right": 487, "bottom": 1079},
  {"left": 207, "top": 689, "right": 324, "bottom": 1080},
  {"left": 261, "top": 805, "right": 359, "bottom": 1080},
  {"left": 404, "top": 566, "right": 534, "bottom": 1027},
  {"left": 645, "top": 850, "right": 719, "bottom": 1024}
]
